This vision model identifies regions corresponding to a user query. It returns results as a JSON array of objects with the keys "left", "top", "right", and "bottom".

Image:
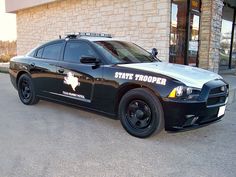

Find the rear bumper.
[{"left": 162, "top": 79, "right": 228, "bottom": 131}]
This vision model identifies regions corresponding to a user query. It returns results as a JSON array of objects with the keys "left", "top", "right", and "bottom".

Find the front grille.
[
  {"left": 207, "top": 96, "right": 226, "bottom": 106},
  {"left": 210, "top": 86, "right": 224, "bottom": 94},
  {"left": 198, "top": 79, "right": 228, "bottom": 107},
  {"left": 207, "top": 85, "right": 228, "bottom": 107}
]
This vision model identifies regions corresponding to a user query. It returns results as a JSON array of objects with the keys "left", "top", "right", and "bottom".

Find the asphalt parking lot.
[{"left": 0, "top": 73, "right": 236, "bottom": 177}]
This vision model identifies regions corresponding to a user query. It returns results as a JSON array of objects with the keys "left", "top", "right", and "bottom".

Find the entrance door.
[
  {"left": 170, "top": 0, "right": 188, "bottom": 64},
  {"left": 187, "top": 9, "right": 200, "bottom": 66},
  {"left": 170, "top": 0, "right": 201, "bottom": 66},
  {"left": 220, "top": 5, "right": 236, "bottom": 70}
]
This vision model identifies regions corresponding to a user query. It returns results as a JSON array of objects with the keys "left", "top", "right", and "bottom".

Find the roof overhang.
[{"left": 5, "top": 0, "right": 57, "bottom": 13}]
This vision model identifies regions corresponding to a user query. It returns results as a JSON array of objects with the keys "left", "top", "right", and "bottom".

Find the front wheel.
[
  {"left": 17, "top": 74, "right": 39, "bottom": 105},
  {"left": 118, "top": 88, "right": 164, "bottom": 138}
]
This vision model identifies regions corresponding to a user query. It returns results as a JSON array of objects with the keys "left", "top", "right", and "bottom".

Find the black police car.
[{"left": 9, "top": 32, "right": 229, "bottom": 138}]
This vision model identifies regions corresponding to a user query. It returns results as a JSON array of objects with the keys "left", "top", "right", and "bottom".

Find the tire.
[
  {"left": 118, "top": 88, "right": 164, "bottom": 138},
  {"left": 17, "top": 74, "right": 39, "bottom": 105}
]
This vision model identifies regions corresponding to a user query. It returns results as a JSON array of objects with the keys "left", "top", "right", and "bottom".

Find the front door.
[{"left": 56, "top": 40, "right": 103, "bottom": 106}]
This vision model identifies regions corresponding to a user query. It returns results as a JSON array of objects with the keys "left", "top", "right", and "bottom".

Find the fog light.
[{"left": 191, "top": 116, "right": 199, "bottom": 125}]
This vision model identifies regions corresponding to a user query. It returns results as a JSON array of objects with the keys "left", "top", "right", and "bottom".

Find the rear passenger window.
[
  {"left": 42, "top": 43, "right": 63, "bottom": 60},
  {"left": 36, "top": 47, "right": 44, "bottom": 58},
  {"left": 64, "top": 42, "right": 97, "bottom": 63}
]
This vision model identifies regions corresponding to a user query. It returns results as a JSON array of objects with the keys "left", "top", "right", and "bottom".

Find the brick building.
[{"left": 5, "top": 0, "right": 236, "bottom": 73}]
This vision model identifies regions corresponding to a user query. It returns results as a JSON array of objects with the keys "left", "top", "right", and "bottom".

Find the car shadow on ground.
[{"left": 31, "top": 99, "right": 224, "bottom": 143}]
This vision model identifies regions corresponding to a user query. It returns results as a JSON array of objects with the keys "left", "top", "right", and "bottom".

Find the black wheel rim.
[
  {"left": 20, "top": 78, "right": 31, "bottom": 100},
  {"left": 126, "top": 100, "right": 152, "bottom": 130}
]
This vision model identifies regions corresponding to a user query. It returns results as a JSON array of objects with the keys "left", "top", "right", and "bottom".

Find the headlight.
[{"left": 168, "top": 86, "right": 195, "bottom": 99}]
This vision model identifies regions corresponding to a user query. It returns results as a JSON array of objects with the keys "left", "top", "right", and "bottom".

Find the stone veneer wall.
[
  {"left": 16, "top": 0, "right": 170, "bottom": 61},
  {"left": 199, "top": 0, "right": 224, "bottom": 72}
]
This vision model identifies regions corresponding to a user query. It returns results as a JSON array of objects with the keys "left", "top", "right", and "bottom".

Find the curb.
[
  {"left": 0, "top": 63, "right": 9, "bottom": 73},
  {"left": 0, "top": 67, "right": 9, "bottom": 73}
]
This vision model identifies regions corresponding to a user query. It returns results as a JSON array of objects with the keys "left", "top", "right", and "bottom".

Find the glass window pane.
[
  {"left": 36, "top": 48, "right": 43, "bottom": 58},
  {"left": 64, "top": 42, "right": 96, "bottom": 63},
  {"left": 232, "top": 20, "right": 236, "bottom": 69},
  {"left": 188, "top": 14, "right": 200, "bottom": 66},
  {"left": 191, "top": 0, "right": 200, "bottom": 12},
  {"left": 94, "top": 41, "right": 154, "bottom": 64},
  {"left": 220, "top": 6, "right": 234, "bottom": 70},
  {"left": 42, "top": 43, "right": 63, "bottom": 60},
  {"left": 191, "top": 14, "right": 199, "bottom": 41},
  {"left": 170, "top": 0, "right": 188, "bottom": 64}
]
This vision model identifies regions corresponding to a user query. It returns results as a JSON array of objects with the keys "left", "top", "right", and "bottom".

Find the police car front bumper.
[
  {"left": 162, "top": 79, "right": 228, "bottom": 131},
  {"left": 162, "top": 100, "right": 227, "bottom": 131}
]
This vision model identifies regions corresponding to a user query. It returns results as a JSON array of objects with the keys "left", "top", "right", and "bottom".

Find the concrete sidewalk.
[
  {"left": 0, "top": 62, "right": 235, "bottom": 103},
  {"left": 223, "top": 74, "right": 236, "bottom": 104}
]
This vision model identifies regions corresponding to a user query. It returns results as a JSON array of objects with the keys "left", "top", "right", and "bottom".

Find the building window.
[
  {"left": 170, "top": 0, "right": 201, "bottom": 66},
  {"left": 220, "top": 5, "right": 236, "bottom": 70},
  {"left": 233, "top": 18, "right": 236, "bottom": 68},
  {"left": 170, "top": 0, "right": 188, "bottom": 65}
]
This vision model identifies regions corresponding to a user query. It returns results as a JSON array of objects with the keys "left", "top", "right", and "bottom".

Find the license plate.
[{"left": 218, "top": 105, "right": 226, "bottom": 117}]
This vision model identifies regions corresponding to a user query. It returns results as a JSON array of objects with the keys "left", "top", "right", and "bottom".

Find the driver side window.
[{"left": 63, "top": 41, "right": 97, "bottom": 63}]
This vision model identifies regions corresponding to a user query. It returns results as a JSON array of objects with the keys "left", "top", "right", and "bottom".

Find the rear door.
[
  {"left": 30, "top": 41, "right": 65, "bottom": 99},
  {"left": 56, "top": 40, "right": 103, "bottom": 107}
]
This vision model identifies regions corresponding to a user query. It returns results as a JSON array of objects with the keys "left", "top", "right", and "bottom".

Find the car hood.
[{"left": 118, "top": 62, "right": 222, "bottom": 89}]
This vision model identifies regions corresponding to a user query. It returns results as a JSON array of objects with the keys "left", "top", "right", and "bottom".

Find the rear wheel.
[
  {"left": 17, "top": 74, "right": 39, "bottom": 105},
  {"left": 118, "top": 88, "right": 164, "bottom": 138}
]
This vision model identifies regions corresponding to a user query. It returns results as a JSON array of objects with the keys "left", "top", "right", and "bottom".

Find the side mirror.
[
  {"left": 80, "top": 56, "right": 100, "bottom": 65},
  {"left": 151, "top": 48, "right": 158, "bottom": 57}
]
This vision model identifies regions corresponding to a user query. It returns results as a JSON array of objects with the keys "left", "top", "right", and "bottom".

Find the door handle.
[{"left": 58, "top": 68, "right": 64, "bottom": 73}]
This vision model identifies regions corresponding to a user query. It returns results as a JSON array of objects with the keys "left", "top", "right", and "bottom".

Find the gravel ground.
[{"left": 0, "top": 73, "right": 236, "bottom": 177}]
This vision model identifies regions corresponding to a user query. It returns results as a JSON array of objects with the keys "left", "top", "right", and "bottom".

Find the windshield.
[{"left": 94, "top": 41, "right": 157, "bottom": 64}]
